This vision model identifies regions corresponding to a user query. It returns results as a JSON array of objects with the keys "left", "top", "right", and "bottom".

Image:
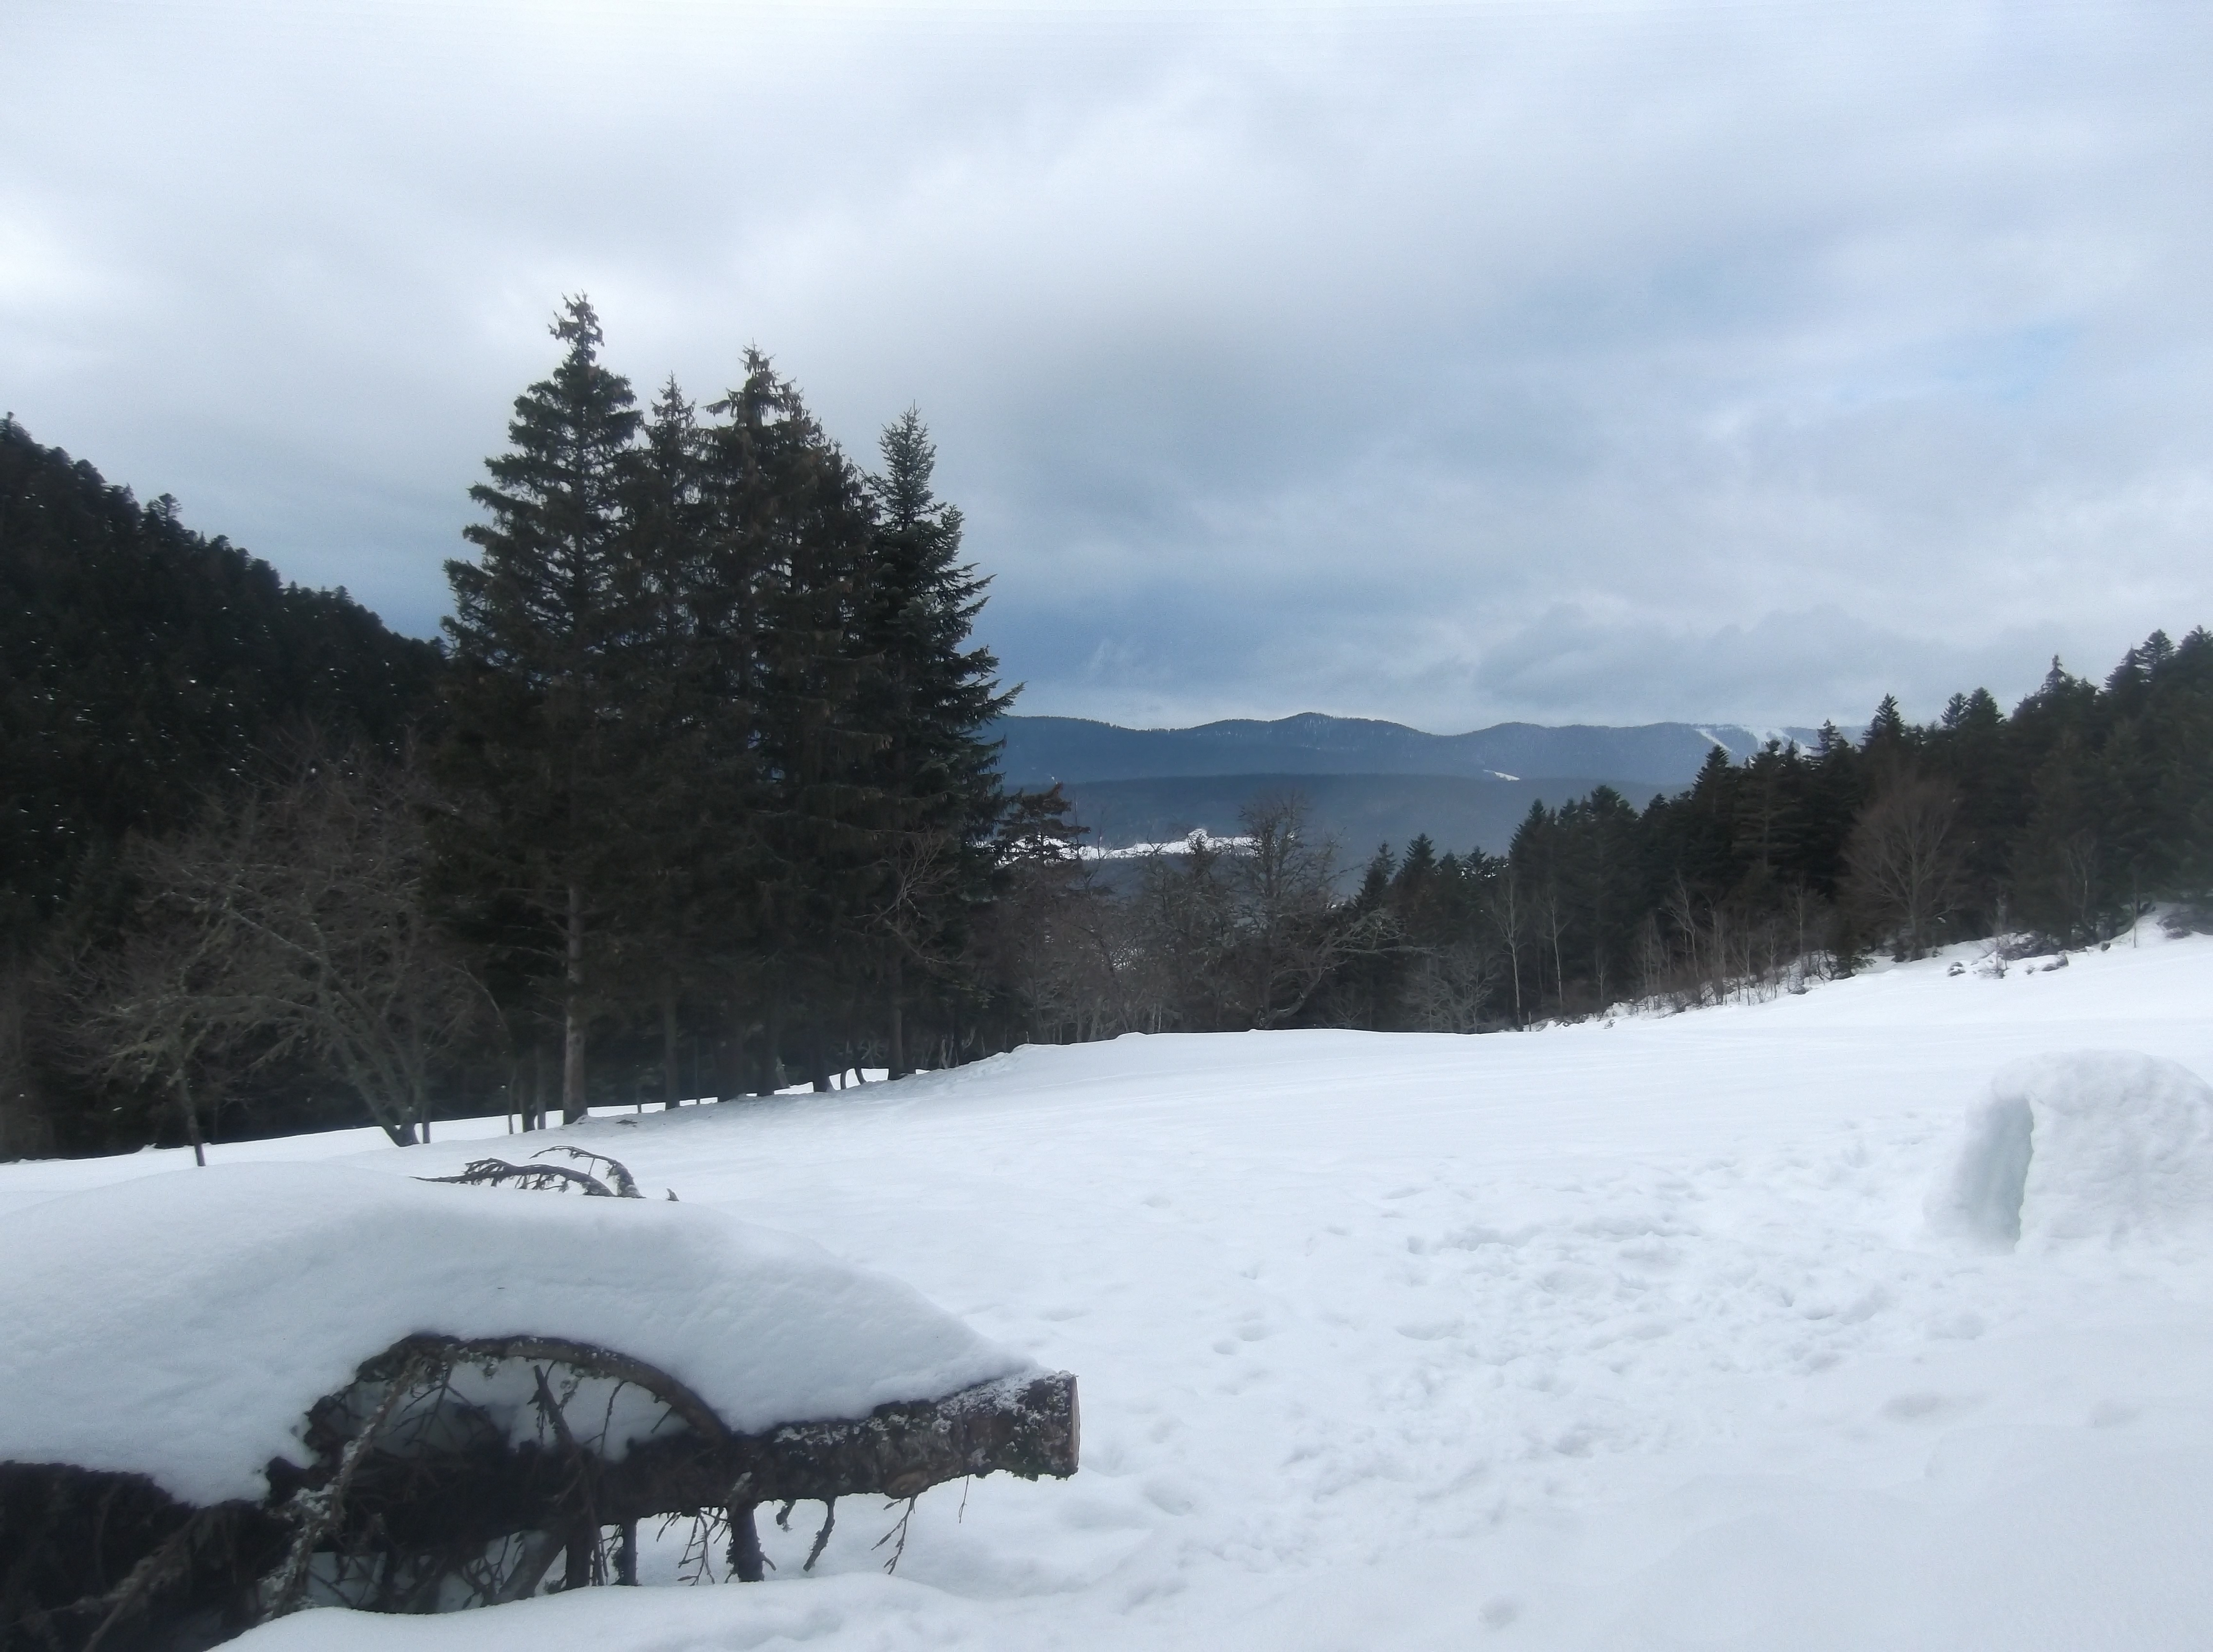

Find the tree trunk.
[
  {"left": 563, "top": 884, "right": 587, "bottom": 1124},
  {"left": 615, "top": 1521, "right": 638, "bottom": 1585},
  {"left": 716, "top": 1369, "right": 1081, "bottom": 1510},
  {"left": 887, "top": 958, "right": 907, "bottom": 1079},
  {"left": 562, "top": 1524, "right": 594, "bottom": 1590},
  {"left": 524, "top": 1040, "right": 544, "bottom": 1131},
  {"left": 661, "top": 988, "right": 680, "bottom": 1109},
  {"left": 727, "top": 1502, "right": 765, "bottom": 1582},
  {"left": 758, "top": 1010, "right": 783, "bottom": 1098},
  {"left": 175, "top": 1072, "right": 207, "bottom": 1167}
]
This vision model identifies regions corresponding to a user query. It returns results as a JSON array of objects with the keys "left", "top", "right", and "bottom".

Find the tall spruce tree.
[
  {"left": 694, "top": 353, "right": 883, "bottom": 1090},
  {"left": 856, "top": 411, "right": 1013, "bottom": 1075},
  {"left": 435, "top": 298, "right": 645, "bottom": 1123},
  {"left": 620, "top": 377, "right": 728, "bottom": 1105}
]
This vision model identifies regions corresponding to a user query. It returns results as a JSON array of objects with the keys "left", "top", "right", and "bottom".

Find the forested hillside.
[{"left": 0, "top": 414, "right": 440, "bottom": 937}]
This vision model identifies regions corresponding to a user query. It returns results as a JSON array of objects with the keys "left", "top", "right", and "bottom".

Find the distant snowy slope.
[
  {"left": 1051, "top": 770, "right": 1664, "bottom": 861},
  {"left": 11, "top": 924, "right": 2213, "bottom": 1651}
]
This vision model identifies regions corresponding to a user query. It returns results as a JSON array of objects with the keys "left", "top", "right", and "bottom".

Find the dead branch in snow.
[
  {"left": 533, "top": 1145, "right": 641, "bottom": 1196},
  {"left": 4, "top": 1332, "right": 1075, "bottom": 1650},
  {"left": 419, "top": 1149, "right": 645, "bottom": 1199}
]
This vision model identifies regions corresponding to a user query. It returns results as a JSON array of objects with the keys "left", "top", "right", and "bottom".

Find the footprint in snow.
[{"left": 1882, "top": 1390, "right": 1981, "bottom": 1422}]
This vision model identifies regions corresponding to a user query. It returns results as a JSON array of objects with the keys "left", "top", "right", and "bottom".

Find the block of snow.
[
  {"left": 1927, "top": 1050, "right": 2213, "bottom": 1251},
  {"left": 0, "top": 1162, "right": 1027, "bottom": 1507}
]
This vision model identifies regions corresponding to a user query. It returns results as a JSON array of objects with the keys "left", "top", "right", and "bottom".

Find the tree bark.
[
  {"left": 524, "top": 1039, "right": 544, "bottom": 1131},
  {"left": 887, "top": 957, "right": 906, "bottom": 1079},
  {"left": 298, "top": 1344, "right": 1076, "bottom": 1567},
  {"left": 718, "top": 1370, "right": 1078, "bottom": 1505},
  {"left": 563, "top": 883, "right": 587, "bottom": 1124},
  {"left": 661, "top": 988, "right": 680, "bottom": 1108},
  {"left": 174, "top": 1073, "right": 207, "bottom": 1167},
  {"left": 758, "top": 1010, "right": 783, "bottom": 1098},
  {"left": 3, "top": 1348, "right": 1083, "bottom": 1636},
  {"left": 561, "top": 1526, "right": 594, "bottom": 1591},
  {"left": 727, "top": 1503, "right": 765, "bottom": 1582}
]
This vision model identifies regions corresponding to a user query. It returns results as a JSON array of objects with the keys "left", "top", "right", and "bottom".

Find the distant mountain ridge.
[{"left": 990, "top": 712, "right": 1828, "bottom": 791}]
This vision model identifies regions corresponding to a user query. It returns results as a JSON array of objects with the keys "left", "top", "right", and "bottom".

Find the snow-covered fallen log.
[{"left": 0, "top": 1163, "right": 1078, "bottom": 1648}]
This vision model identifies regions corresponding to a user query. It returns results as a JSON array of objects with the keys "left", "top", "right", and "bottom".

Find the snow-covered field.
[{"left": 9, "top": 926, "right": 2213, "bottom": 1649}]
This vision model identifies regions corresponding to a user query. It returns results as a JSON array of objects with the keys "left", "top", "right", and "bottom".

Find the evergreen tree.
[
  {"left": 435, "top": 297, "right": 646, "bottom": 1122},
  {"left": 854, "top": 410, "right": 1014, "bottom": 1074},
  {"left": 619, "top": 377, "right": 732, "bottom": 1107},
  {"left": 1862, "top": 693, "right": 1911, "bottom": 764},
  {"left": 693, "top": 352, "right": 882, "bottom": 1090}
]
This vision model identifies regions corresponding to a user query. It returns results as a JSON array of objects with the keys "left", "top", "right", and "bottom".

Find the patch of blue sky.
[{"left": 1830, "top": 321, "right": 2082, "bottom": 413}]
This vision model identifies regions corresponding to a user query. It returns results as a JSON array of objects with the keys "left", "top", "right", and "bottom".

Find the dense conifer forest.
[
  {"left": 3, "top": 311, "right": 2209, "bottom": 1159},
  {"left": 0, "top": 413, "right": 440, "bottom": 935}
]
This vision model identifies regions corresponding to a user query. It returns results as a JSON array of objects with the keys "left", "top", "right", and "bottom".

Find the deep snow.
[
  {"left": 0, "top": 1164, "right": 1025, "bottom": 1505},
  {"left": 7, "top": 923, "right": 2213, "bottom": 1649}
]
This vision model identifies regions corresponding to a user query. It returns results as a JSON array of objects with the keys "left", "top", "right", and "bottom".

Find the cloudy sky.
[{"left": 5, "top": 0, "right": 2210, "bottom": 732}]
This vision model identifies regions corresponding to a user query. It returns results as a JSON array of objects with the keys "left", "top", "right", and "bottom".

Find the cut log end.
[{"left": 731, "top": 1369, "right": 1079, "bottom": 1506}]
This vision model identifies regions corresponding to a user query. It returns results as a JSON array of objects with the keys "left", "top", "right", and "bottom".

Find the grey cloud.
[{"left": 4, "top": 0, "right": 2209, "bottom": 723}]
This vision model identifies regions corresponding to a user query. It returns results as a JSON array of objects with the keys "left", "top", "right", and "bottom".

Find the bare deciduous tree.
[
  {"left": 72, "top": 752, "right": 493, "bottom": 1148},
  {"left": 1229, "top": 794, "right": 1380, "bottom": 1030},
  {"left": 1404, "top": 938, "right": 1505, "bottom": 1033},
  {"left": 70, "top": 906, "right": 246, "bottom": 1164},
  {"left": 1843, "top": 772, "right": 1965, "bottom": 960}
]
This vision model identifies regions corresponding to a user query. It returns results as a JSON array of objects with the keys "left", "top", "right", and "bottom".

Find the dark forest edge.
[{"left": 3, "top": 309, "right": 2210, "bottom": 1157}]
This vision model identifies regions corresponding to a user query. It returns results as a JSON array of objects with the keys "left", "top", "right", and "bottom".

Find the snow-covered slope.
[{"left": 8, "top": 924, "right": 2213, "bottom": 1649}]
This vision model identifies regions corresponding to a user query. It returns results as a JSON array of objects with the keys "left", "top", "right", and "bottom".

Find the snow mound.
[
  {"left": 0, "top": 1162, "right": 1027, "bottom": 1506},
  {"left": 1927, "top": 1050, "right": 2213, "bottom": 1251}
]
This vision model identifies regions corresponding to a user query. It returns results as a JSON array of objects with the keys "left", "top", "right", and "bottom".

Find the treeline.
[
  {"left": 5, "top": 311, "right": 2211, "bottom": 1159},
  {"left": 997, "top": 632, "right": 2213, "bottom": 1040}
]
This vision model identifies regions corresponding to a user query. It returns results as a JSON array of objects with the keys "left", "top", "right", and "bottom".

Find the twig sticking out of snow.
[
  {"left": 804, "top": 1500, "right": 837, "bottom": 1572},
  {"left": 669, "top": 1508, "right": 729, "bottom": 1585},
  {"left": 873, "top": 1495, "right": 919, "bottom": 1573},
  {"left": 534, "top": 1145, "right": 642, "bottom": 1198},
  {"left": 418, "top": 1148, "right": 649, "bottom": 1199},
  {"left": 420, "top": 1157, "right": 616, "bottom": 1195},
  {"left": 768, "top": 1494, "right": 836, "bottom": 1570}
]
